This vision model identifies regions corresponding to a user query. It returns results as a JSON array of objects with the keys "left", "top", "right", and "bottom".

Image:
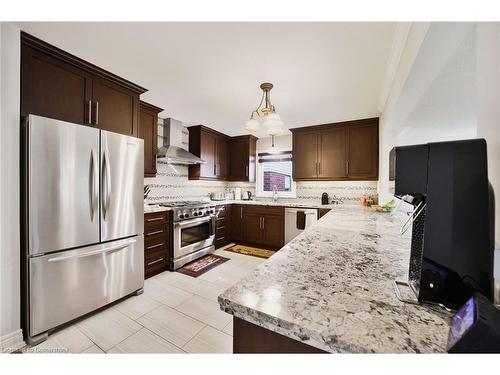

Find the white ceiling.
[{"left": 16, "top": 22, "right": 397, "bottom": 137}]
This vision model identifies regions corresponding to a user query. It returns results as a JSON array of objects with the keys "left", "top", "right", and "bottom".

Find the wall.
[
  {"left": 0, "top": 23, "right": 24, "bottom": 351},
  {"left": 256, "top": 135, "right": 378, "bottom": 203},
  {"left": 378, "top": 22, "right": 500, "bottom": 296}
]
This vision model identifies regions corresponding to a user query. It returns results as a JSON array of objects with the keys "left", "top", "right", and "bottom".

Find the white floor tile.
[
  {"left": 187, "top": 279, "right": 228, "bottom": 302},
  {"left": 144, "top": 278, "right": 194, "bottom": 308},
  {"left": 108, "top": 328, "right": 184, "bottom": 354},
  {"left": 113, "top": 293, "right": 161, "bottom": 320},
  {"left": 31, "top": 325, "right": 94, "bottom": 354},
  {"left": 175, "top": 295, "right": 232, "bottom": 330},
  {"left": 82, "top": 345, "right": 105, "bottom": 353},
  {"left": 222, "top": 320, "right": 233, "bottom": 336},
  {"left": 214, "top": 262, "right": 253, "bottom": 278},
  {"left": 137, "top": 305, "right": 205, "bottom": 348},
  {"left": 198, "top": 268, "right": 241, "bottom": 288},
  {"left": 152, "top": 271, "right": 201, "bottom": 292},
  {"left": 183, "top": 326, "right": 232, "bottom": 354},
  {"left": 76, "top": 308, "right": 141, "bottom": 351}
]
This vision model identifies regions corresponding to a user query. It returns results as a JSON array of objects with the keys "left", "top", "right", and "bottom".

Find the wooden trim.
[
  {"left": 233, "top": 317, "right": 327, "bottom": 353},
  {"left": 231, "top": 134, "right": 258, "bottom": 141},
  {"left": 139, "top": 100, "right": 164, "bottom": 114},
  {"left": 21, "top": 31, "right": 147, "bottom": 94},
  {"left": 290, "top": 117, "right": 379, "bottom": 133}
]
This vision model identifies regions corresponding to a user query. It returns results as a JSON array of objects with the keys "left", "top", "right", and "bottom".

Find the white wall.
[
  {"left": 378, "top": 22, "right": 500, "bottom": 299},
  {"left": 0, "top": 23, "right": 24, "bottom": 351}
]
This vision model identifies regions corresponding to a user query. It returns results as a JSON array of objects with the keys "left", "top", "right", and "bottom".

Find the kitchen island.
[{"left": 218, "top": 205, "right": 452, "bottom": 353}]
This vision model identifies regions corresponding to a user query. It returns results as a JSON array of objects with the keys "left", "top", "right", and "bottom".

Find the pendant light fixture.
[{"left": 245, "top": 82, "right": 284, "bottom": 135}]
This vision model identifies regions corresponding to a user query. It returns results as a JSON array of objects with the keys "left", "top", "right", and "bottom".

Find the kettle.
[{"left": 242, "top": 191, "right": 252, "bottom": 200}]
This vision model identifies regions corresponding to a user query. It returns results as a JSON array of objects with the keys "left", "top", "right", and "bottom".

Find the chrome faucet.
[{"left": 272, "top": 185, "right": 279, "bottom": 202}]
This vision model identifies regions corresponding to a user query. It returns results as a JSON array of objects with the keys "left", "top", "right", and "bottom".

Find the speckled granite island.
[{"left": 218, "top": 205, "right": 452, "bottom": 353}]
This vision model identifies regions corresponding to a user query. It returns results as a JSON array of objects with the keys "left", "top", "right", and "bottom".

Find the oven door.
[{"left": 173, "top": 215, "right": 215, "bottom": 259}]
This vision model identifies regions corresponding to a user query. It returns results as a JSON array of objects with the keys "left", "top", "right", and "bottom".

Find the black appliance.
[
  {"left": 447, "top": 293, "right": 500, "bottom": 353},
  {"left": 392, "top": 139, "right": 495, "bottom": 310},
  {"left": 321, "top": 192, "right": 329, "bottom": 205}
]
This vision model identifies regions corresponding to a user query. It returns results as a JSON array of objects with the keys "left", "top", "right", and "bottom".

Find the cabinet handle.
[
  {"left": 146, "top": 229, "right": 164, "bottom": 236},
  {"left": 146, "top": 217, "right": 164, "bottom": 222},
  {"left": 95, "top": 101, "right": 99, "bottom": 125},
  {"left": 346, "top": 161, "right": 349, "bottom": 175},
  {"left": 240, "top": 207, "right": 243, "bottom": 219},
  {"left": 87, "top": 100, "right": 92, "bottom": 125},
  {"left": 262, "top": 217, "right": 265, "bottom": 229},
  {"left": 146, "top": 243, "right": 164, "bottom": 250},
  {"left": 318, "top": 162, "right": 321, "bottom": 175},
  {"left": 245, "top": 165, "right": 248, "bottom": 177},
  {"left": 315, "top": 162, "right": 318, "bottom": 175},
  {"left": 147, "top": 258, "right": 164, "bottom": 266}
]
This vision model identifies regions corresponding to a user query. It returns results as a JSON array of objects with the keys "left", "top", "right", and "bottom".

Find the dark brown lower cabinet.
[
  {"left": 238, "top": 205, "right": 284, "bottom": 249},
  {"left": 230, "top": 204, "right": 244, "bottom": 242},
  {"left": 144, "top": 211, "right": 169, "bottom": 278},
  {"left": 214, "top": 205, "right": 230, "bottom": 249},
  {"left": 233, "top": 317, "right": 326, "bottom": 353}
]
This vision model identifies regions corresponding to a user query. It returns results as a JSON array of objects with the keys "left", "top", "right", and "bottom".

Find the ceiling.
[{"left": 16, "top": 22, "right": 397, "bottom": 137}]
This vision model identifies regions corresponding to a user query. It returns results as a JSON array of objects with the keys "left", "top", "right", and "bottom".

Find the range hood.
[{"left": 157, "top": 118, "right": 205, "bottom": 165}]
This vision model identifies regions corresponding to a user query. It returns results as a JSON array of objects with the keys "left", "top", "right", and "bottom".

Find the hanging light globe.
[
  {"left": 262, "top": 112, "right": 284, "bottom": 129},
  {"left": 245, "top": 117, "right": 260, "bottom": 131}
]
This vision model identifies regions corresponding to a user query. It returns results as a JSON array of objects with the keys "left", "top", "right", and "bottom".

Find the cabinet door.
[
  {"left": 216, "top": 136, "right": 229, "bottom": 179},
  {"left": 292, "top": 131, "right": 318, "bottom": 179},
  {"left": 230, "top": 205, "right": 243, "bottom": 241},
  {"left": 200, "top": 131, "right": 217, "bottom": 178},
  {"left": 243, "top": 213, "right": 263, "bottom": 244},
  {"left": 347, "top": 123, "right": 378, "bottom": 179},
  {"left": 21, "top": 45, "right": 92, "bottom": 125},
  {"left": 318, "top": 127, "right": 347, "bottom": 179},
  {"left": 229, "top": 137, "right": 249, "bottom": 181},
  {"left": 92, "top": 77, "right": 139, "bottom": 136},
  {"left": 139, "top": 105, "right": 158, "bottom": 177},
  {"left": 262, "top": 215, "right": 284, "bottom": 248}
]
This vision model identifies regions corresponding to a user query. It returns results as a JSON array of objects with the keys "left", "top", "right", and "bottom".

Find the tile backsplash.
[
  {"left": 296, "top": 180, "right": 377, "bottom": 204},
  {"left": 145, "top": 161, "right": 376, "bottom": 204}
]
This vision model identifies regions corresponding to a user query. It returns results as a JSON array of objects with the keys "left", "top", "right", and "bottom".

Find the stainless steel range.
[{"left": 158, "top": 201, "right": 216, "bottom": 270}]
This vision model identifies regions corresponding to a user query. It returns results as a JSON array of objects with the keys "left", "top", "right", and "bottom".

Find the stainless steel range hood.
[{"left": 157, "top": 118, "right": 205, "bottom": 165}]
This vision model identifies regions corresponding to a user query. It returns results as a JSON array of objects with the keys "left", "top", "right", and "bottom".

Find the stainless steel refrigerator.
[{"left": 22, "top": 115, "right": 144, "bottom": 344}]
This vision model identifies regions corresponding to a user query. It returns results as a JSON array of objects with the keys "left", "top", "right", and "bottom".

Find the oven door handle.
[{"left": 173, "top": 215, "right": 214, "bottom": 229}]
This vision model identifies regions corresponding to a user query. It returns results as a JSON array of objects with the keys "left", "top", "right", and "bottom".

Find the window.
[{"left": 256, "top": 151, "right": 296, "bottom": 197}]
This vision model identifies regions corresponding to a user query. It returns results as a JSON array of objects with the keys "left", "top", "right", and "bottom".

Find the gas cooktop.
[{"left": 157, "top": 201, "right": 212, "bottom": 208}]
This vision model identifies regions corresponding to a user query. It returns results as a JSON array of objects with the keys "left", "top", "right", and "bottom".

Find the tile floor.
[{"left": 28, "top": 245, "right": 265, "bottom": 354}]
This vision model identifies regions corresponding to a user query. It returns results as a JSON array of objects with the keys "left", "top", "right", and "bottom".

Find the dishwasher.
[{"left": 285, "top": 208, "right": 318, "bottom": 243}]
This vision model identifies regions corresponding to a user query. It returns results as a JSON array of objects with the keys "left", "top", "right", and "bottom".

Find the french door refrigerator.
[{"left": 22, "top": 115, "right": 144, "bottom": 344}]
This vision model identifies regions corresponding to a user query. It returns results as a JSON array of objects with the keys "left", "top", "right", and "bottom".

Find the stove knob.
[
  {"left": 184, "top": 213, "right": 190, "bottom": 218},
  {"left": 178, "top": 213, "right": 184, "bottom": 219},
  {"left": 193, "top": 212, "right": 199, "bottom": 216}
]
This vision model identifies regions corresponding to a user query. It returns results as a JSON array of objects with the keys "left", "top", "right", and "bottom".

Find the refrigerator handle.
[
  {"left": 89, "top": 150, "right": 95, "bottom": 221},
  {"left": 47, "top": 238, "right": 137, "bottom": 262},
  {"left": 101, "top": 149, "right": 112, "bottom": 220}
]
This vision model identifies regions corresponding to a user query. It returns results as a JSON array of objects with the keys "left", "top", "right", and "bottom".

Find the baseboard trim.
[{"left": 1, "top": 329, "right": 25, "bottom": 353}]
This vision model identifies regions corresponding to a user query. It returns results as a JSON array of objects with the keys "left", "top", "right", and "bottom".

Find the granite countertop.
[
  {"left": 143, "top": 205, "right": 171, "bottom": 213},
  {"left": 213, "top": 199, "right": 341, "bottom": 209},
  {"left": 218, "top": 205, "right": 452, "bottom": 353}
]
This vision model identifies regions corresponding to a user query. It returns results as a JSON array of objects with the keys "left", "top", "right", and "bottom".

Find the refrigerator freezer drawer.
[{"left": 29, "top": 236, "right": 144, "bottom": 337}]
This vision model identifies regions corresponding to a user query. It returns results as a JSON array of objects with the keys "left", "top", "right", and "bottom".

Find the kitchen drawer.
[
  {"left": 216, "top": 217, "right": 226, "bottom": 230},
  {"left": 144, "top": 223, "right": 169, "bottom": 243},
  {"left": 144, "top": 237, "right": 168, "bottom": 254},
  {"left": 144, "top": 211, "right": 169, "bottom": 228},
  {"left": 215, "top": 226, "right": 226, "bottom": 240},
  {"left": 244, "top": 205, "right": 284, "bottom": 216},
  {"left": 215, "top": 205, "right": 227, "bottom": 218},
  {"left": 144, "top": 245, "right": 168, "bottom": 278}
]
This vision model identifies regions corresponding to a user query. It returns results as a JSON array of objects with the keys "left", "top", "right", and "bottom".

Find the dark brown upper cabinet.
[
  {"left": 229, "top": 135, "right": 257, "bottom": 182},
  {"left": 291, "top": 117, "right": 379, "bottom": 181},
  {"left": 188, "top": 125, "right": 230, "bottom": 181},
  {"left": 21, "top": 32, "right": 146, "bottom": 137},
  {"left": 139, "top": 101, "right": 163, "bottom": 178}
]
